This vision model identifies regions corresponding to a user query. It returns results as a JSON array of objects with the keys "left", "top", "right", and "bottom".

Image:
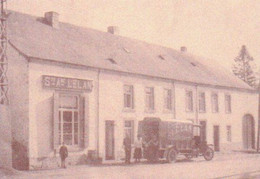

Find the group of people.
[
  {"left": 59, "top": 133, "right": 159, "bottom": 168},
  {"left": 123, "top": 135, "right": 143, "bottom": 164},
  {"left": 123, "top": 133, "right": 159, "bottom": 164}
]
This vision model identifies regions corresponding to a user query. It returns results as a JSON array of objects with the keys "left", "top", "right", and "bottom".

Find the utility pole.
[
  {"left": 257, "top": 76, "right": 260, "bottom": 152},
  {"left": 0, "top": 0, "right": 10, "bottom": 169},
  {"left": 0, "top": 0, "right": 8, "bottom": 105}
]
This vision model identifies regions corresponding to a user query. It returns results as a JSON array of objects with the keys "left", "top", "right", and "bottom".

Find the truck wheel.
[
  {"left": 167, "top": 148, "right": 177, "bottom": 163},
  {"left": 203, "top": 147, "right": 214, "bottom": 161}
]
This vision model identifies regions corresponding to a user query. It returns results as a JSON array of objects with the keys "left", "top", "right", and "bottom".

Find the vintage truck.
[{"left": 138, "top": 117, "right": 214, "bottom": 163}]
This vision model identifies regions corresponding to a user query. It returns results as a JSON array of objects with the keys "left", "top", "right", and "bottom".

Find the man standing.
[
  {"left": 134, "top": 135, "right": 142, "bottom": 163},
  {"left": 150, "top": 134, "right": 159, "bottom": 162},
  {"left": 59, "top": 142, "right": 68, "bottom": 168},
  {"left": 123, "top": 135, "right": 132, "bottom": 164}
]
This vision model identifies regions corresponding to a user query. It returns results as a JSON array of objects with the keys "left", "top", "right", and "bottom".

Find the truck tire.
[
  {"left": 203, "top": 147, "right": 214, "bottom": 161},
  {"left": 167, "top": 148, "right": 177, "bottom": 163}
]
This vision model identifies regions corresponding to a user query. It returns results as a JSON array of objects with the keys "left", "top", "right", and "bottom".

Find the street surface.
[{"left": 2, "top": 153, "right": 260, "bottom": 179}]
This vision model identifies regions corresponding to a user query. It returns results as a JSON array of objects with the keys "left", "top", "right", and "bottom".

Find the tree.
[{"left": 232, "top": 45, "right": 257, "bottom": 88}]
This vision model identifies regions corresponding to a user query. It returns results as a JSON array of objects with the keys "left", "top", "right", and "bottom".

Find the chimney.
[
  {"left": 44, "top": 11, "right": 59, "bottom": 29},
  {"left": 107, "top": 26, "right": 119, "bottom": 35},
  {"left": 180, "top": 46, "right": 187, "bottom": 52}
]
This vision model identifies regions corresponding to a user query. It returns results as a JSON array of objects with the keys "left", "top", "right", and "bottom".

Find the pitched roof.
[{"left": 7, "top": 11, "right": 254, "bottom": 91}]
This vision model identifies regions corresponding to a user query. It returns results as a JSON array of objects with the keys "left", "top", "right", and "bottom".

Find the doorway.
[
  {"left": 213, "top": 125, "right": 220, "bottom": 151},
  {"left": 242, "top": 114, "right": 255, "bottom": 149},
  {"left": 200, "top": 121, "right": 207, "bottom": 142},
  {"left": 105, "top": 120, "right": 115, "bottom": 160}
]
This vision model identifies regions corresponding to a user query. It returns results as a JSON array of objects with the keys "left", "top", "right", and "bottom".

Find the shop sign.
[{"left": 42, "top": 75, "right": 93, "bottom": 92}]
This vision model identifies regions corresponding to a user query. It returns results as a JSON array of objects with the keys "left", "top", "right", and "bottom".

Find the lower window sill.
[
  {"left": 163, "top": 109, "right": 173, "bottom": 114},
  {"left": 122, "top": 108, "right": 136, "bottom": 113},
  {"left": 199, "top": 111, "right": 206, "bottom": 113},
  {"left": 145, "top": 109, "right": 156, "bottom": 113}
]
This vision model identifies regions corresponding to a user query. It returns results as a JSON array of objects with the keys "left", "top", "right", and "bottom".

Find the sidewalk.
[
  {"left": 2, "top": 151, "right": 260, "bottom": 179},
  {"left": 101, "top": 150, "right": 260, "bottom": 166}
]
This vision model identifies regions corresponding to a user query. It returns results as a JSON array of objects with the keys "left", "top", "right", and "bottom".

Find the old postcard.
[{"left": 0, "top": 1, "right": 259, "bottom": 178}]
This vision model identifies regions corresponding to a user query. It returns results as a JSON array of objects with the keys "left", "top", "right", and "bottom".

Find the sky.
[{"left": 7, "top": 0, "right": 260, "bottom": 73}]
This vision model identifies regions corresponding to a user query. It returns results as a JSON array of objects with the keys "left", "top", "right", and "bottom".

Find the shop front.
[{"left": 28, "top": 62, "right": 99, "bottom": 169}]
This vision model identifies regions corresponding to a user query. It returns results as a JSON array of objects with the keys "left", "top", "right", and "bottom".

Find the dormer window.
[
  {"left": 158, "top": 55, "right": 166, "bottom": 60},
  {"left": 123, "top": 47, "right": 130, "bottom": 53},
  {"left": 190, "top": 62, "right": 197, "bottom": 67},
  {"left": 106, "top": 58, "right": 117, "bottom": 64}
]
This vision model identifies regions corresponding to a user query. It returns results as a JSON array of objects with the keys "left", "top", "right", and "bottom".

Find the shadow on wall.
[
  {"left": 12, "top": 138, "right": 29, "bottom": 170},
  {"left": 36, "top": 97, "right": 53, "bottom": 157}
]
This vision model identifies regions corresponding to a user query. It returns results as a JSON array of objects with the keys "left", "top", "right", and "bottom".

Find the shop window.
[
  {"left": 185, "top": 90, "right": 193, "bottom": 112},
  {"left": 145, "top": 87, "right": 154, "bottom": 111},
  {"left": 199, "top": 92, "right": 206, "bottom": 113},
  {"left": 58, "top": 94, "right": 80, "bottom": 146},
  {"left": 164, "top": 89, "right": 172, "bottom": 111},
  {"left": 54, "top": 93, "right": 85, "bottom": 149},
  {"left": 123, "top": 85, "right": 134, "bottom": 109},
  {"left": 124, "top": 120, "right": 134, "bottom": 144},
  {"left": 225, "top": 94, "right": 232, "bottom": 113},
  {"left": 211, "top": 93, "right": 219, "bottom": 113}
]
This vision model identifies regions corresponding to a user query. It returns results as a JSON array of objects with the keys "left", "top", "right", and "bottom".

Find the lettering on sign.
[{"left": 42, "top": 75, "right": 93, "bottom": 92}]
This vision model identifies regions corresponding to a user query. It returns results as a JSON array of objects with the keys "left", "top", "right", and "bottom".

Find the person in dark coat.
[
  {"left": 148, "top": 133, "right": 159, "bottom": 162},
  {"left": 123, "top": 135, "right": 132, "bottom": 164},
  {"left": 59, "top": 142, "right": 68, "bottom": 168}
]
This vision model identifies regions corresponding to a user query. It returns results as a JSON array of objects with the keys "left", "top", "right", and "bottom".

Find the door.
[
  {"left": 213, "top": 125, "right": 220, "bottom": 151},
  {"left": 105, "top": 121, "right": 115, "bottom": 160},
  {"left": 200, "top": 121, "right": 207, "bottom": 142},
  {"left": 243, "top": 115, "right": 255, "bottom": 149}
]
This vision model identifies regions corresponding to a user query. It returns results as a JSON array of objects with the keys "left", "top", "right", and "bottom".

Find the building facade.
[{"left": 5, "top": 11, "right": 258, "bottom": 170}]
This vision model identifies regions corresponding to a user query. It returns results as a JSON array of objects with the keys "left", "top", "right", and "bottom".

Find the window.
[
  {"left": 124, "top": 120, "right": 134, "bottom": 144},
  {"left": 225, "top": 94, "right": 232, "bottom": 113},
  {"left": 58, "top": 94, "right": 80, "bottom": 146},
  {"left": 124, "top": 85, "right": 134, "bottom": 109},
  {"left": 211, "top": 93, "right": 219, "bottom": 113},
  {"left": 185, "top": 90, "right": 193, "bottom": 112},
  {"left": 164, "top": 89, "right": 172, "bottom": 110},
  {"left": 145, "top": 87, "right": 155, "bottom": 111},
  {"left": 198, "top": 92, "right": 206, "bottom": 113},
  {"left": 227, "top": 125, "right": 232, "bottom": 142}
]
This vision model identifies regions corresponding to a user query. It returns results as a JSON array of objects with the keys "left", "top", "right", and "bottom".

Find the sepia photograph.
[{"left": 0, "top": 0, "right": 259, "bottom": 178}]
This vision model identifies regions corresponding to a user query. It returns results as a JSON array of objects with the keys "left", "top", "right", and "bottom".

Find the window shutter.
[
  {"left": 79, "top": 96, "right": 85, "bottom": 148},
  {"left": 185, "top": 91, "right": 189, "bottom": 111},
  {"left": 131, "top": 120, "right": 135, "bottom": 144},
  {"left": 53, "top": 92, "right": 59, "bottom": 150}
]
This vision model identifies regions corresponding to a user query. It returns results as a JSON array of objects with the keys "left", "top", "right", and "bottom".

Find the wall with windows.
[
  {"left": 98, "top": 72, "right": 258, "bottom": 160},
  {"left": 98, "top": 72, "right": 175, "bottom": 160},
  {"left": 28, "top": 62, "right": 99, "bottom": 167},
  {"left": 177, "top": 84, "right": 259, "bottom": 151}
]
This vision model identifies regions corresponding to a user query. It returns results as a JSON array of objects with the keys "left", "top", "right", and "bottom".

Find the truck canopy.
[{"left": 138, "top": 117, "right": 193, "bottom": 148}]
